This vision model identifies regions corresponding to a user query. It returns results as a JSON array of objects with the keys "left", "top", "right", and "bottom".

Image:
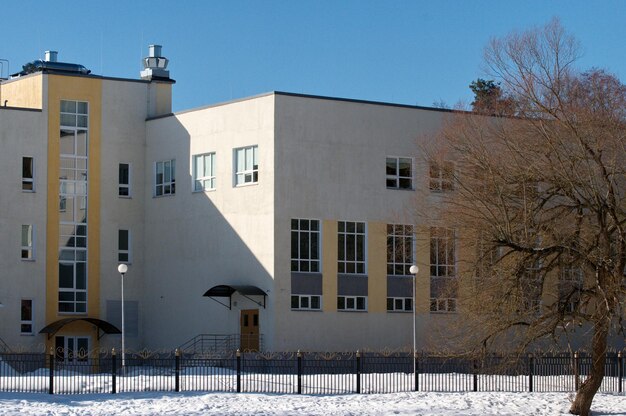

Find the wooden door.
[{"left": 240, "top": 309, "right": 259, "bottom": 351}]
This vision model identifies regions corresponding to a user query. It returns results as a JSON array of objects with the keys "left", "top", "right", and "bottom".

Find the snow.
[{"left": 0, "top": 391, "right": 624, "bottom": 415}]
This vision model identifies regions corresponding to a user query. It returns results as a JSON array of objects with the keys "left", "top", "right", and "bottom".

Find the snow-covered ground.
[{"left": 0, "top": 390, "right": 624, "bottom": 415}]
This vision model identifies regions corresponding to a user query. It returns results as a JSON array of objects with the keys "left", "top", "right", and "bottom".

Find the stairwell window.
[
  {"left": 22, "top": 157, "right": 34, "bottom": 191},
  {"left": 119, "top": 163, "right": 130, "bottom": 197},
  {"left": 234, "top": 145, "right": 258, "bottom": 186},
  {"left": 118, "top": 229, "right": 130, "bottom": 263},
  {"left": 21, "top": 224, "right": 34, "bottom": 260},
  {"left": 21, "top": 299, "right": 33, "bottom": 335},
  {"left": 155, "top": 159, "right": 175, "bottom": 196}
]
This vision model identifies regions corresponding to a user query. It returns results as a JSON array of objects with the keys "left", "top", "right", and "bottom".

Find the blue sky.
[{"left": 2, "top": 1, "right": 624, "bottom": 112}]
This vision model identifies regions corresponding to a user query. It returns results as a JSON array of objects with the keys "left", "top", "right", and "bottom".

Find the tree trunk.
[{"left": 569, "top": 314, "right": 609, "bottom": 416}]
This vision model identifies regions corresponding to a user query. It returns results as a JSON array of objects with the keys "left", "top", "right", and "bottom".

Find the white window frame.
[
  {"left": 337, "top": 296, "right": 367, "bottom": 311},
  {"left": 291, "top": 294, "right": 322, "bottom": 311},
  {"left": 118, "top": 163, "right": 131, "bottom": 197},
  {"left": 291, "top": 219, "right": 321, "bottom": 272},
  {"left": 155, "top": 159, "right": 176, "bottom": 196},
  {"left": 387, "top": 224, "right": 414, "bottom": 276},
  {"left": 20, "top": 299, "right": 33, "bottom": 335},
  {"left": 118, "top": 229, "right": 131, "bottom": 264},
  {"left": 430, "top": 227, "right": 457, "bottom": 313},
  {"left": 430, "top": 298, "right": 457, "bottom": 313},
  {"left": 21, "top": 224, "right": 34, "bottom": 260},
  {"left": 234, "top": 145, "right": 258, "bottom": 186},
  {"left": 338, "top": 221, "right": 367, "bottom": 275},
  {"left": 386, "top": 156, "right": 413, "bottom": 190},
  {"left": 193, "top": 152, "right": 216, "bottom": 192},
  {"left": 22, "top": 156, "right": 35, "bottom": 192},
  {"left": 429, "top": 160, "right": 455, "bottom": 192},
  {"left": 387, "top": 297, "right": 413, "bottom": 312}
]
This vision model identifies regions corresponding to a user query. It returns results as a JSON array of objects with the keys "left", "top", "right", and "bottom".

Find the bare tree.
[{"left": 430, "top": 19, "right": 625, "bottom": 416}]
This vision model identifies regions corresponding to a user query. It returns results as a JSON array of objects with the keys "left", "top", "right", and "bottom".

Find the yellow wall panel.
[{"left": 0, "top": 74, "right": 43, "bottom": 109}]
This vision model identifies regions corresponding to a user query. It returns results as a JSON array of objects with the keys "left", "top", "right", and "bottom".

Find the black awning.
[
  {"left": 203, "top": 285, "right": 267, "bottom": 309},
  {"left": 39, "top": 318, "right": 121, "bottom": 340}
]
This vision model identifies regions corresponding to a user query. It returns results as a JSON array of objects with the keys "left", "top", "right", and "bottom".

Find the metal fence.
[{"left": 0, "top": 350, "right": 623, "bottom": 395}]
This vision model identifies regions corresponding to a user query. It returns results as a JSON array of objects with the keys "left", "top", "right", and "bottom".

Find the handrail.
[{"left": 179, "top": 333, "right": 263, "bottom": 354}]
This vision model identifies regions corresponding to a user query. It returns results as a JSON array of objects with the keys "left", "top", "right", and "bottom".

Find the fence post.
[
  {"left": 574, "top": 351, "right": 580, "bottom": 391},
  {"left": 175, "top": 349, "right": 180, "bottom": 393},
  {"left": 236, "top": 349, "right": 241, "bottom": 393},
  {"left": 111, "top": 348, "right": 117, "bottom": 394},
  {"left": 618, "top": 351, "right": 623, "bottom": 394},
  {"left": 48, "top": 347, "right": 54, "bottom": 395},
  {"left": 356, "top": 350, "right": 361, "bottom": 394},
  {"left": 473, "top": 359, "right": 478, "bottom": 392},
  {"left": 297, "top": 350, "right": 302, "bottom": 394},
  {"left": 528, "top": 354, "right": 534, "bottom": 393},
  {"left": 414, "top": 352, "right": 419, "bottom": 392}
]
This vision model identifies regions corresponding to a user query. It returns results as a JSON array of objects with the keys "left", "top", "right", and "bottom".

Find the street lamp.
[
  {"left": 117, "top": 263, "right": 128, "bottom": 368},
  {"left": 409, "top": 265, "right": 419, "bottom": 376}
]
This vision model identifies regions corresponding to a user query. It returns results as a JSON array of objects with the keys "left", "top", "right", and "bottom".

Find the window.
[
  {"left": 22, "top": 157, "right": 34, "bottom": 191},
  {"left": 386, "top": 157, "right": 413, "bottom": 189},
  {"left": 338, "top": 221, "right": 366, "bottom": 274},
  {"left": 430, "top": 227, "right": 457, "bottom": 312},
  {"left": 429, "top": 160, "right": 454, "bottom": 192},
  {"left": 234, "top": 145, "right": 258, "bottom": 185},
  {"left": 291, "top": 219, "right": 320, "bottom": 272},
  {"left": 193, "top": 153, "right": 216, "bottom": 191},
  {"left": 21, "top": 299, "right": 33, "bottom": 334},
  {"left": 387, "top": 297, "right": 412, "bottom": 312},
  {"left": 337, "top": 296, "right": 367, "bottom": 311},
  {"left": 521, "top": 259, "right": 543, "bottom": 314},
  {"left": 560, "top": 264, "right": 583, "bottom": 314},
  {"left": 387, "top": 224, "right": 414, "bottom": 275},
  {"left": 119, "top": 163, "right": 130, "bottom": 196},
  {"left": 118, "top": 229, "right": 130, "bottom": 263},
  {"left": 291, "top": 295, "right": 321, "bottom": 310},
  {"left": 155, "top": 159, "right": 175, "bottom": 196},
  {"left": 21, "top": 224, "right": 34, "bottom": 260}
]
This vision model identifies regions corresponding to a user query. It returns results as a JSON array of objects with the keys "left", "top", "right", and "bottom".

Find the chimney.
[
  {"left": 140, "top": 44, "right": 170, "bottom": 81},
  {"left": 44, "top": 51, "right": 58, "bottom": 62}
]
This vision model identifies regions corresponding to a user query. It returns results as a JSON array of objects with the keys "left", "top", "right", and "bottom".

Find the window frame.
[
  {"left": 154, "top": 159, "right": 176, "bottom": 197},
  {"left": 387, "top": 224, "right": 414, "bottom": 276},
  {"left": 291, "top": 219, "right": 321, "bottom": 273},
  {"left": 290, "top": 294, "right": 322, "bottom": 311},
  {"left": 234, "top": 145, "right": 259, "bottom": 186},
  {"left": 386, "top": 156, "right": 413, "bottom": 190},
  {"left": 429, "top": 227, "right": 457, "bottom": 313},
  {"left": 21, "top": 299, "right": 33, "bottom": 335},
  {"left": 338, "top": 221, "right": 367, "bottom": 275},
  {"left": 22, "top": 156, "right": 35, "bottom": 192},
  {"left": 21, "top": 224, "right": 34, "bottom": 260},
  {"left": 192, "top": 152, "right": 216, "bottom": 192},
  {"left": 386, "top": 297, "right": 413, "bottom": 312},
  {"left": 118, "top": 229, "right": 131, "bottom": 264},
  {"left": 118, "top": 163, "right": 131, "bottom": 197},
  {"left": 337, "top": 295, "right": 367, "bottom": 311},
  {"left": 429, "top": 160, "right": 455, "bottom": 192}
]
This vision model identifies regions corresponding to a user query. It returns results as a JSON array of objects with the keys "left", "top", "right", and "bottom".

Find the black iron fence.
[{"left": 0, "top": 350, "right": 623, "bottom": 395}]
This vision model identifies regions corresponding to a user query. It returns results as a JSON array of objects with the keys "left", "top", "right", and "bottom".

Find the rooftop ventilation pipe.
[{"left": 44, "top": 51, "right": 58, "bottom": 62}]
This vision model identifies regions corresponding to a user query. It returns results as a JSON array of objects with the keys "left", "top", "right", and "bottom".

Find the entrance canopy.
[
  {"left": 39, "top": 318, "right": 121, "bottom": 340},
  {"left": 203, "top": 285, "right": 267, "bottom": 309}
]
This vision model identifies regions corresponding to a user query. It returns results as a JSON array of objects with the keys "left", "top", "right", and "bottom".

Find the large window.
[
  {"left": 429, "top": 160, "right": 454, "bottom": 192},
  {"left": 291, "top": 295, "right": 322, "bottom": 310},
  {"left": 119, "top": 163, "right": 130, "bottom": 197},
  {"left": 22, "top": 157, "right": 34, "bottom": 191},
  {"left": 430, "top": 227, "right": 457, "bottom": 312},
  {"left": 386, "top": 157, "right": 413, "bottom": 189},
  {"left": 234, "top": 145, "right": 258, "bottom": 185},
  {"left": 338, "top": 221, "right": 366, "bottom": 274},
  {"left": 193, "top": 153, "right": 216, "bottom": 192},
  {"left": 337, "top": 296, "right": 367, "bottom": 311},
  {"left": 387, "top": 224, "right": 414, "bottom": 275},
  {"left": 155, "top": 159, "right": 176, "bottom": 196},
  {"left": 21, "top": 224, "right": 34, "bottom": 260},
  {"left": 118, "top": 229, "right": 130, "bottom": 263},
  {"left": 291, "top": 219, "right": 320, "bottom": 272},
  {"left": 21, "top": 299, "right": 33, "bottom": 334}
]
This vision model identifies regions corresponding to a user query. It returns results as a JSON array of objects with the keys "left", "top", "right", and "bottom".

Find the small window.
[
  {"left": 430, "top": 298, "right": 457, "bottom": 313},
  {"left": 234, "top": 145, "right": 258, "bottom": 186},
  {"left": 337, "top": 296, "right": 367, "bottom": 311},
  {"left": 429, "top": 161, "right": 454, "bottom": 192},
  {"left": 291, "top": 295, "right": 322, "bottom": 310},
  {"left": 22, "top": 157, "right": 34, "bottom": 191},
  {"left": 193, "top": 153, "right": 216, "bottom": 191},
  {"left": 21, "top": 299, "right": 33, "bottom": 334},
  {"left": 119, "top": 163, "right": 130, "bottom": 197},
  {"left": 155, "top": 159, "right": 175, "bottom": 196},
  {"left": 386, "top": 157, "right": 413, "bottom": 189},
  {"left": 21, "top": 224, "right": 34, "bottom": 260},
  {"left": 118, "top": 229, "right": 130, "bottom": 263},
  {"left": 387, "top": 297, "right": 413, "bottom": 312}
]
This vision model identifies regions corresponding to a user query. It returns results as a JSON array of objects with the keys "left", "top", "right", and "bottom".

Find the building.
[{"left": 1, "top": 46, "right": 496, "bottom": 358}]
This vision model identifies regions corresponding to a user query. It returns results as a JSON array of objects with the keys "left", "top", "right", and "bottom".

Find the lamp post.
[
  {"left": 117, "top": 263, "right": 128, "bottom": 368},
  {"left": 409, "top": 265, "right": 419, "bottom": 375}
]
